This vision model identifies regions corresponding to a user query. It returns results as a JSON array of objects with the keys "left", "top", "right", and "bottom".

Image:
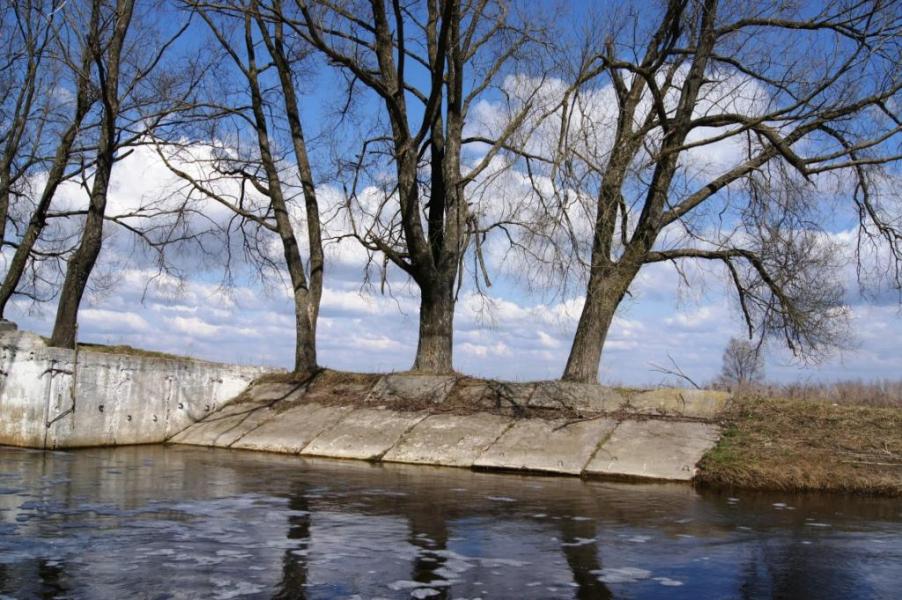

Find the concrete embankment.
[
  {"left": 0, "top": 328, "right": 269, "bottom": 448},
  {"left": 0, "top": 326, "right": 729, "bottom": 482},
  {"left": 170, "top": 371, "right": 729, "bottom": 482}
]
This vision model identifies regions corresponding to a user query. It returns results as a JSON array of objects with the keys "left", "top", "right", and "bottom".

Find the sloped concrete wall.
[
  {"left": 0, "top": 327, "right": 730, "bottom": 482},
  {"left": 0, "top": 328, "right": 269, "bottom": 449},
  {"left": 173, "top": 373, "right": 729, "bottom": 482}
]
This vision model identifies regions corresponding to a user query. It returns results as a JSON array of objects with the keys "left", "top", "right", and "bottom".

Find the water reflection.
[{"left": 0, "top": 445, "right": 900, "bottom": 599}]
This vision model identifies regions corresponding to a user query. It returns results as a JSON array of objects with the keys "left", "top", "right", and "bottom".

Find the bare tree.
[
  {"left": 50, "top": 0, "right": 200, "bottom": 347},
  {"left": 156, "top": 0, "right": 325, "bottom": 373},
  {"left": 289, "top": 0, "right": 554, "bottom": 373},
  {"left": 717, "top": 336, "right": 765, "bottom": 388},
  {"left": 0, "top": 0, "right": 100, "bottom": 318},
  {"left": 502, "top": 0, "right": 900, "bottom": 383},
  {"left": 49, "top": 0, "right": 138, "bottom": 348},
  {"left": 0, "top": 0, "right": 198, "bottom": 331},
  {"left": 0, "top": 0, "right": 58, "bottom": 250}
]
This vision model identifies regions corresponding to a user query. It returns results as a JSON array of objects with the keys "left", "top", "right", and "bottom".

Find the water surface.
[{"left": 0, "top": 445, "right": 900, "bottom": 599}]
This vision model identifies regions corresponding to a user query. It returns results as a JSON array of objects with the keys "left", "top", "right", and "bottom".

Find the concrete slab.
[
  {"left": 364, "top": 374, "right": 457, "bottom": 406},
  {"left": 382, "top": 413, "right": 513, "bottom": 467},
  {"left": 300, "top": 408, "right": 428, "bottom": 461},
  {"left": 169, "top": 399, "right": 276, "bottom": 447},
  {"left": 584, "top": 420, "right": 722, "bottom": 481},
  {"left": 247, "top": 382, "right": 307, "bottom": 403},
  {"left": 624, "top": 389, "right": 730, "bottom": 418},
  {"left": 528, "top": 382, "right": 623, "bottom": 413},
  {"left": 231, "top": 403, "right": 353, "bottom": 453},
  {"left": 473, "top": 417, "right": 618, "bottom": 475},
  {"left": 444, "top": 379, "right": 535, "bottom": 414}
]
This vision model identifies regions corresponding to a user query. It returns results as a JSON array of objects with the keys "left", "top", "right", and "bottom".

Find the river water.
[{"left": 0, "top": 445, "right": 900, "bottom": 599}]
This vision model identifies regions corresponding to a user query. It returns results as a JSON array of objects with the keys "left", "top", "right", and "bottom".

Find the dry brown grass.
[
  {"left": 720, "top": 379, "right": 902, "bottom": 408},
  {"left": 76, "top": 342, "right": 195, "bottom": 362},
  {"left": 697, "top": 394, "right": 902, "bottom": 496},
  {"left": 253, "top": 368, "right": 383, "bottom": 386}
]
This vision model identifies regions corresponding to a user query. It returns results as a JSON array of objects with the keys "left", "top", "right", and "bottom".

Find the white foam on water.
[
  {"left": 561, "top": 537, "right": 596, "bottom": 547},
  {"left": 211, "top": 581, "right": 265, "bottom": 599},
  {"left": 654, "top": 577, "right": 684, "bottom": 587},
  {"left": 591, "top": 567, "right": 653, "bottom": 583},
  {"left": 388, "top": 580, "right": 426, "bottom": 591}
]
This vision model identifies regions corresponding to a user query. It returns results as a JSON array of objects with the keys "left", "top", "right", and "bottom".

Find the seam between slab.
[
  {"left": 373, "top": 412, "right": 430, "bottom": 461},
  {"left": 470, "top": 418, "right": 517, "bottom": 469},
  {"left": 382, "top": 412, "right": 439, "bottom": 461},
  {"left": 223, "top": 382, "right": 316, "bottom": 448},
  {"left": 580, "top": 419, "right": 621, "bottom": 476},
  {"left": 294, "top": 407, "right": 357, "bottom": 455},
  {"left": 298, "top": 405, "right": 358, "bottom": 454}
]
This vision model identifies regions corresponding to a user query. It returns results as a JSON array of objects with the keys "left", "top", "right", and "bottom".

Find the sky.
[
  {"left": 3, "top": 1, "right": 900, "bottom": 387},
  {"left": 5, "top": 148, "right": 900, "bottom": 387}
]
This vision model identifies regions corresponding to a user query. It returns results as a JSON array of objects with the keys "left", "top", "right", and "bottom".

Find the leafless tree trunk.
[
  {"left": 291, "top": 0, "right": 551, "bottom": 373},
  {"left": 157, "top": 0, "right": 326, "bottom": 373},
  {"left": 49, "top": 0, "right": 136, "bottom": 348},
  {"left": 257, "top": 0, "right": 324, "bottom": 337}
]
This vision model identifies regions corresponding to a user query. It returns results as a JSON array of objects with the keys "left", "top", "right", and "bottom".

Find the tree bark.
[
  {"left": 413, "top": 277, "right": 455, "bottom": 373},
  {"left": 49, "top": 172, "right": 109, "bottom": 348},
  {"left": 562, "top": 265, "right": 639, "bottom": 383},
  {"left": 289, "top": 272, "right": 318, "bottom": 374}
]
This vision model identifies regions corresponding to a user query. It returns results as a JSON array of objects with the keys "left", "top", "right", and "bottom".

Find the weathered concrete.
[
  {"left": 444, "top": 378, "right": 535, "bottom": 413},
  {"left": 230, "top": 403, "right": 353, "bottom": 453},
  {"left": 364, "top": 374, "right": 457, "bottom": 406},
  {"left": 301, "top": 408, "right": 428, "bottom": 461},
  {"left": 585, "top": 420, "right": 722, "bottom": 481},
  {"left": 0, "top": 327, "right": 728, "bottom": 483},
  {"left": 151, "top": 380, "right": 725, "bottom": 482},
  {"left": 382, "top": 412, "right": 512, "bottom": 467},
  {"left": 474, "top": 417, "right": 619, "bottom": 475},
  {"left": 168, "top": 397, "right": 277, "bottom": 448},
  {"left": 528, "top": 381, "right": 622, "bottom": 413},
  {"left": 0, "top": 329, "right": 269, "bottom": 449},
  {"left": 625, "top": 388, "right": 731, "bottom": 418}
]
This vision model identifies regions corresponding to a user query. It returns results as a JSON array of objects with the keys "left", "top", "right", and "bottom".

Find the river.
[{"left": 0, "top": 445, "right": 900, "bottom": 599}]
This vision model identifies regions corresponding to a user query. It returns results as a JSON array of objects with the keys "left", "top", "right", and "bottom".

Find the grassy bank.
[{"left": 697, "top": 394, "right": 902, "bottom": 496}]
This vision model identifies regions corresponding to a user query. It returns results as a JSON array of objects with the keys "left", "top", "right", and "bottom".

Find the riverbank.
[
  {"left": 3, "top": 326, "right": 899, "bottom": 495},
  {"left": 169, "top": 370, "right": 727, "bottom": 482},
  {"left": 697, "top": 394, "right": 902, "bottom": 496}
]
